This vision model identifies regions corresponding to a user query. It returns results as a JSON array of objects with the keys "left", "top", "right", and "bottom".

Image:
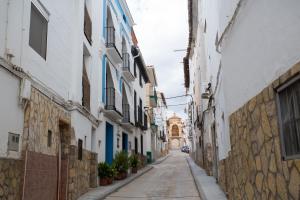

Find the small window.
[
  {"left": 78, "top": 139, "right": 83, "bottom": 160},
  {"left": 204, "top": 19, "right": 207, "bottom": 33},
  {"left": 29, "top": 3, "right": 48, "bottom": 59},
  {"left": 8, "top": 133, "right": 20, "bottom": 152},
  {"left": 47, "top": 130, "right": 52, "bottom": 147},
  {"left": 277, "top": 75, "right": 300, "bottom": 159},
  {"left": 123, "top": 14, "right": 127, "bottom": 24},
  {"left": 134, "top": 61, "right": 137, "bottom": 77},
  {"left": 139, "top": 71, "right": 143, "bottom": 87}
]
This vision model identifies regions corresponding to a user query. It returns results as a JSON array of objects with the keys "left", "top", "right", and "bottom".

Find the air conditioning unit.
[{"left": 20, "top": 78, "right": 31, "bottom": 101}]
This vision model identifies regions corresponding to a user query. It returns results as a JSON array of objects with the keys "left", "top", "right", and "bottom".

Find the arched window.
[{"left": 172, "top": 125, "right": 179, "bottom": 137}]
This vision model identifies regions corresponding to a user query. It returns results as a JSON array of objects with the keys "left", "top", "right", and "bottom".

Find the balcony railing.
[
  {"left": 138, "top": 106, "right": 143, "bottom": 127},
  {"left": 105, "top": 87, "right": 116, "bottom": 110},
  {"left": 143, "top": 113, "right": 148, "bottom": 130},
  {"left": 122, "top": 104, "right": 130, "bottom": 123},
  {"left": 84, "top": 6, "right": 92, "bottom": 44},
  {"left": 105, "top": 27, "right": 115, "bottom": 48},
  {"left": 123, "top": 53, "right": 130, "bottom": 70}
]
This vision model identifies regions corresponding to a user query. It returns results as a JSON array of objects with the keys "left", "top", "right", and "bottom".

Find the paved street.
[{"left": 105, "top": 151, "right": 200, "bottom": 200}]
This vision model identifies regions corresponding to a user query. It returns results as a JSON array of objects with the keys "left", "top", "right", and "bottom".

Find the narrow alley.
[
  {"left": 105, "top": 151, "right": 200, "bottom": 200},
  {"left": 0, "top": 0, "right": 300, "bottom": 200}
]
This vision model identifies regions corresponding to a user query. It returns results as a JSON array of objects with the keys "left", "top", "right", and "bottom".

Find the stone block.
[{"left": 289, "top": 167, "right": 300, "bottom": 200}]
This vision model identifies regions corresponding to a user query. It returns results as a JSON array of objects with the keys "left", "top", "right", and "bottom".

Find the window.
[
  {"left": 204, "top": 19, "right": 207, "bottom": 33},
  {"left": 84, "top": 5, "right": 92, "bottom": 44},
  {"left": 139, "top": 71, "right": 143, "bottom": 87},
  {"left": 134, "top": 61, "right": 137, "bottom": 77},
  {"left": 134, "top": 91, "right": 137, "bottom": 123},
  {"left": 82, "top": 62, "right": 91, "bottom": 110},
  {"left": 78, "top": 139, "right": 83, "bottom": 160},
  {"left": 8, "top": 133, "right": 20, "bottom": 152},
  {"left": 277, "top": 75, "right": 300, "bottom": 159},
  {"left": 29, "top": 3, "right": 48, "bottom": 59},
  {"left": 47, "top": 130, "right": 52, "bottom": 147}
]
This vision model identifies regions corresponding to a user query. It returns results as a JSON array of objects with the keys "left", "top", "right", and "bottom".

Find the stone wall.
[
  {"left": 68, "top": 146, "right": 97, "bottom": 200},
  {"left": 221, "top": 62, "right": 300, "bottom": 200},
  {"left": 0, "top": 158, "right": 23, "bottom": 200},
  {"left": 23, "top": 87, "right": 71, "bottom": 156}
]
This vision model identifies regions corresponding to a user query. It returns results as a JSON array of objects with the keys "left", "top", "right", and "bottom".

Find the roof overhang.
[{"left": 131, "top": 46, "right": 150, "bottom": 83}]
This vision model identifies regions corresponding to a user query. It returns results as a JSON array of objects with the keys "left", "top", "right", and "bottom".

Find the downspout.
[{"left": 4, "top": 0, "right": 10, "bottom": 59}]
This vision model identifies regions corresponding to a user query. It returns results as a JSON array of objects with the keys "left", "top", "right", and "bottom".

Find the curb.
[
  {"left": 152, "top": 154, "right": 170, "bottom": 165},
  {"left": 186, "top": 157, "right": 227, "bottom": 200},
  {"left": 186, "top": 157, "right": 207, "bottom": 200}
]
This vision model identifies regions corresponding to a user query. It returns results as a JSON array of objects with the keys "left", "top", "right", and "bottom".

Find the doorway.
[
  {"left": 105, "top": 122, "right": 114, "bottom": 165},
  {"left": 122, "top": 133, "right": 128, "bottom": 153}
]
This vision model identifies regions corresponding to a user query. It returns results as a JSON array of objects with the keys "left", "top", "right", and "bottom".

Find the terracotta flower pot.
[
  {"left": 131, "top": 167, "right": 138, "bottom": 174},
  {"left": 115, "top": 172, "right": 127, "bottom": 180},
  {"left": 99, "top": 177, "right": 113, "bottom": 186}
]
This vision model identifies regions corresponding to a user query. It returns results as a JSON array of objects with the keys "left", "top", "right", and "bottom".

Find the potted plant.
[
  {"left": 113, "top": 151, "right": 129, "bottom": 180},
  {"left": 98, "top": 162, "right": 115, "bottom": 186},
  {"left": 129, "top": 154, "right": 139, "bottom": 174}
]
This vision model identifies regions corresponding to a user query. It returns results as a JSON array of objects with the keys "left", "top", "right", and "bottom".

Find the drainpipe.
[{"left": 4, "top": 0, "right": 10, "bottom": 58}]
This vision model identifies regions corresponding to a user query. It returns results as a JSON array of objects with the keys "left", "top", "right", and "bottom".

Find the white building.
[
  {"left": 0, "top": 0, "right": 152, "bottom": 199},
  {"left": 185, "top": 0, "right": 300, "bottom": 198}
]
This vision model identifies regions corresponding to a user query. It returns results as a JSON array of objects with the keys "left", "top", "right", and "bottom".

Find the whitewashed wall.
[
  {"left": 222, "top": 0, "right": 300, "bottom": 115},
  {"left": 0, "top": 68, "right": 24, "bottom": 158}
]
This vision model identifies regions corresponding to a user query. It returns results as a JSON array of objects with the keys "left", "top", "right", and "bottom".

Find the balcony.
[
  {"left": 104, "top": 87, "right": 123, "bottom": 120},
  {"left": 122, "top": 53, "right": 135, "bottom": 81},
  {"left": 121, "top": 104, "right": 134, "bottom": 129},
  {"left": 137, "top": 106, "right": 143, "bottom": 128},
  {"left": 105, "top": 27, "right": 122, "bottom": 64},
  {"left": 142, "top": 113, "right": 148, "bottom": 131}
]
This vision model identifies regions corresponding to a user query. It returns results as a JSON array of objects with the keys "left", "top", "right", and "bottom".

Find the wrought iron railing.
[
  {"left": 105, "top": 87, "right": 116, "bottom": 110},
  {"left": 105, "top": 27, "right": 115, "bottom": 48},
  {"left": 122, "top": 53, "right": 130, "bottom": 71},
  {"left": 122, "top": 104, "right": 130, "bottom": 123}
]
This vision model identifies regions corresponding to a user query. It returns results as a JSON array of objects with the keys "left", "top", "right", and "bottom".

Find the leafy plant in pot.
[
  {"left": 113, "top": 151, "right": 129, "bottom": 180},
  {"left": 98, "top": 162, "right": 115, "bottom": 186},
  {"left": 129, "top": 154, "right": 139, "bottom": 174}
]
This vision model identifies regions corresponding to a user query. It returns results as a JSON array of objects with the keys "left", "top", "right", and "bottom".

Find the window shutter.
[
  {"left": 82, "top": 65, "right": 91, "bottom": 111},
  {"left": 84, "top": 6, "right": 92, "bottom": 44}
]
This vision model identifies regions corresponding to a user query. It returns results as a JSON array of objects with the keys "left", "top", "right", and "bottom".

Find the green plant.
[
  {"left": 98, "top": 162, "right": 115, "bottom": 178},
  {"left": 112, "top": 151, "right": 129, "bottom": 173},
  {"left": 129, "top": 154, "right": 139, "bottom": 168}
]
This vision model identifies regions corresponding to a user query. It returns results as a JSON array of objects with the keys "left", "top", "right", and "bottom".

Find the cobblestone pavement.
[{"left": 105, "top": 151, "right": 200, "bottom": 200}]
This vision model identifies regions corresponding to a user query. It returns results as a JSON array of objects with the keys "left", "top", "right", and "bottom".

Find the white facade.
[
  {"left": 0, "top": 0, "right": 152, "bottom": 165},
  {"left": 186, "top": 0, "right": 300, "bottom": 176}
]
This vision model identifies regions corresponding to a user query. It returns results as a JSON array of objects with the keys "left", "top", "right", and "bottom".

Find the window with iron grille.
[
  {"left": 277, "top": 75, "right": 300, "bottom": 159},
  {"left": 29, "top": 3, "right": 48, "bottom": 59}
]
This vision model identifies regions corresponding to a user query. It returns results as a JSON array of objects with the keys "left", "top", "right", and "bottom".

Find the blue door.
[
  {"left": 105, "top": 122, "right": 114, "bottom": 165},
  {"left": 122, "top": 133, "right": 128, "bottom": 152}
]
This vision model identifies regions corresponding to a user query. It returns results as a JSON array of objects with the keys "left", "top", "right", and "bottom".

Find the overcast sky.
[{"left": 126, "top": 0, "right": 189, "bottom": 119}]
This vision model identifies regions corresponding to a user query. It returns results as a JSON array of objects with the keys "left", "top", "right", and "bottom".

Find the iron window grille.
[{"left": 277, "top": 74, "right": 300, "bottom": 160}]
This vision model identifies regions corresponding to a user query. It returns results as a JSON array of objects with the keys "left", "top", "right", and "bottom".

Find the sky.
[{"left": 126, "top": 0, "right": 189, "bottom": 119}]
